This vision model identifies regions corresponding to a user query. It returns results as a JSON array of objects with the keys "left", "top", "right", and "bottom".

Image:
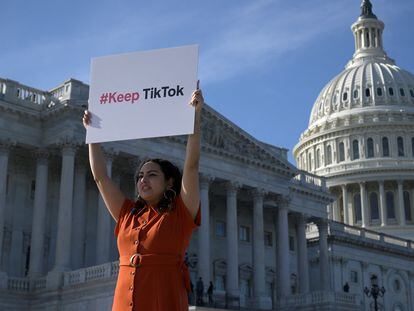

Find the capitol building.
[{"left": 0, "top": 1, "right": 413, "bottom": 310}]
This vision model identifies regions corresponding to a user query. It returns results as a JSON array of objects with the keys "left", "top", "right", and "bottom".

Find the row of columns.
[
  {"left": 337, "top": 181, "right": 411, "bottom": 227},
  {"left": 197, "top": 178, "right": 330, "bottom": 308}
]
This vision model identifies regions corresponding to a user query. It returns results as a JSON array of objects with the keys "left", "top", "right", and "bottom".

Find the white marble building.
[
  {"left": 0, "top": 1, "right": 413, "bottom": 310},
  {"left": 294, "top": 0, "right": 414, "bottom": 242}
]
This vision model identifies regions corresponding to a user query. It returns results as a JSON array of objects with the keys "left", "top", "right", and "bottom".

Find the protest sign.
[{"left": 86, "top": 45, "right": 198, "bottom": 143}]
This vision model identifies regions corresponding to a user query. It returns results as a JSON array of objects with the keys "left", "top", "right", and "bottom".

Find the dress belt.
[{"left": 119, "top": 253, "right": 191, "bottom": 293}]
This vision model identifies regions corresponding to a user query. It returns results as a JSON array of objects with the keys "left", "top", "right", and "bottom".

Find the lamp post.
[{"left": 364, "top": 275, "right": 385, "bottom": 311}]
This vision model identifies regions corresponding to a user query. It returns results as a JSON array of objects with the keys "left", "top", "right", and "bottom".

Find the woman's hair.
[{"left": 133, "top": 158, "right": 182, "bottom": 213}]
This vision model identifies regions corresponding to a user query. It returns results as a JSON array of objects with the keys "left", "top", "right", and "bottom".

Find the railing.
[
  {"left": 308, "top": 220, "right": 414, "bottom": 251},
  {"left": 292, "top": 170, "right": 327, "bottom": 190},
  {"left": 279, "top": 291, "right": 357, "bottom": 307},
  {"left": 0, "top": 77, "right": 49, "bottom": 105},
  {"left": 64, "top": 261, "right": 118, "bottom": 286},
  {"left": 8, "top": 277, "right": 30, "bottom": 292}
]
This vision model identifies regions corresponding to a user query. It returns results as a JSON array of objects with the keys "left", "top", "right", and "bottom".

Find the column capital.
[
  {"left": 316, "top": 218, "right": 328, "bottom": 230},
  {"left": 225, "top": 181, "right": 241, "bottom": 193},
  {"left": 294, "top": 213, "right": 309, "bottom": 224},
  {"left": 250, "top": 188, "right": 267, "bottom": 200},
  {"left": 129, "top": 157, "right": 142, "bottom": 170},
  {"left": 102, "top": 147, "right": 118, "bottom": 162},
  {"left": 341, "top": 184, "right": 347, "bottom": 191},
  {"left": 0, "top": 139, "right": 15, "bottom": 155},
  {"left": 397, "top": 180, "right": 404, "bottom": 186},
  {"left": 359, "top": 181, "right": 366, "bottom": 187},
  {"left": 199, "top": 173, "right": 214, "bottom": 185},
  {"left": 276, "top": 195, "right": 291, "bottom": 209},
  {"left": 378, "top": 180, "right": 385, "bottom": 186},
  {"left": 34, "top": 149, "right": 50, "bottom": 164}
]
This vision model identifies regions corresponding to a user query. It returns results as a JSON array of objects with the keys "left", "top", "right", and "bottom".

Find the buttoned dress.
[{"left": 112, "top": 195, "right": 201, "bottom": 311}]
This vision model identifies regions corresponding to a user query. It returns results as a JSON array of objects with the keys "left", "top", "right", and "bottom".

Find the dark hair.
[{"left": 133, "top": 158, "right": 182, "bottom": 213}]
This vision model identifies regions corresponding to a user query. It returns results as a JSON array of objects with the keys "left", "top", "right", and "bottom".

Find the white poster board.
[{"left": 85, "top": 45, "right": 199, "bottom": 143}]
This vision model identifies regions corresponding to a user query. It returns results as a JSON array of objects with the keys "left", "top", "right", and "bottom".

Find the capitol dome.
[{"left": 294, "top": 0, "right": 414, "bottom": 240}]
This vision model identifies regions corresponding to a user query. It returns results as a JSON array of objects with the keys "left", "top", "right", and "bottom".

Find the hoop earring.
[{"left": 164, "top": 188, "right": 177, "bottom": 202}]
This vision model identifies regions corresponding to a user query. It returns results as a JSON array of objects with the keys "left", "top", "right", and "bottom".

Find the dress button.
[
  {"left": 143, "top": 220, "right": 147, "bottom": 224},
  {"left": 130, "top": 271, "right": 135, "bottom": 275},
  {"left": 129, "top": 302, "right": 133, "bottom": 307},
  {"left": 134, "top": 228, "right": 138, "bottom": 231},
  {"left": 134, "top": 240, "right": 138, "bottom": 245},
  {"left": 129, "top": 286, "right": 133, "bottom": 291}
]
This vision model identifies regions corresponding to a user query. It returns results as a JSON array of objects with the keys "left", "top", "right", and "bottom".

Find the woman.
[{"left": 83, "top": 84, "right": 204, "bottom": 311}]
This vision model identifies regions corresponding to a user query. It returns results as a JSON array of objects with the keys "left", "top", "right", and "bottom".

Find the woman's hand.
[
  {"left": 82, "top": 110, "right": 91, "bottom": 129},
  {"left": 189, "top": 80, "right": 204, "bottom": 114}
]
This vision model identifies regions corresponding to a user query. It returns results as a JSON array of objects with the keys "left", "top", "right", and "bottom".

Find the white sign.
[{"left": 86, "top": 45, "right": 199, "bottom": 143}]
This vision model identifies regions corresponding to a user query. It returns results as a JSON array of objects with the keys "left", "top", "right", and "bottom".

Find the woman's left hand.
[{"left": 189, "top": 80, "right": 204, "bottom": 113}]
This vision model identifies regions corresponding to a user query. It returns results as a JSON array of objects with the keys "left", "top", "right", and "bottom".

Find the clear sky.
[{"left": 2, "top": 0, "right": 413, "bottom": 163}]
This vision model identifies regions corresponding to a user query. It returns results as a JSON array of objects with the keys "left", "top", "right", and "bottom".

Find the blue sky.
[{"left": 2, "top": 0, "right": 413, "bottom": 163}]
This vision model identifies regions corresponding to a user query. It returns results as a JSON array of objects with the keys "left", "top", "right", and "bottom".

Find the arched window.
[
  {"left": 397, "top": 136, "right": 404, "bottom": 156},
  {"left": 410, "top": 89, "right": 414, "bottom": 98},
  {"left": 367, "top": 138, "right": 374, "bottom": 158},
  {"left": 377, "top": 87, "right": 383, "bottom": 96},
  {"left": 386, "top": 191, "right": 395, "bottom": 219},
  {"left": 316, "top": 149, "right": 320, "bottom": 169},
  {"left": 308, "top": 153, "right": 312, "bottom": 171},
  {"left": 382, "top": 137, "right": 389, "bottom": 157},
  {"left": 354, "top": 194, "right": 362, "bottom": 223},
  {"left": 365, "top": 88, "right": 371, "bottom": 97},
  {"left": 353, "top": 90, "right": 358, "bottom": 99},
  {"left": 339, "top": 142, "right": 345, "bottom": 162},
  {"left": 352, "top": 140, "right": 359, "bottom": 160},
  {"left": 343, "top": 92, "right": 348, "bottom": 101},
  {"left": 369, "top": 192, "right": 379, "bottom": 221},
  {"left": 400, "top": 88, "right": 405, "bottom": 97},
  {"left": 403, "top": 191, "right": 412, "bottom": 221},
  {"left": 326, "top": 145, "right": 332, "bottom": 165},
  {"left": 389, "top": 87, "right": 394, "bottom": 96}
]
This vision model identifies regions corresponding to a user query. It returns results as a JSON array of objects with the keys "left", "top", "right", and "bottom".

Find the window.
[
  {"left": 352, "top": 140, "right": 359, "bottom": 160},
  {"left": 377, "top": 87, "right": 383, "bottom": 96},
  {"left": 397, "top": 136, "right": 404, "bottom": 156},
  {"left": 365, "top": 88, "right": 371, "bottom": 97},
  {"left": 386, "top": 191, "right": 396, "bottom": 219},
  {"left": 308, "top": 153, "right": 312, "bottom": 171},
  {"left": 240, "top": 279, "right": 252, "bottom": 297},
  {"left": 350, "top": 270, "right": 358, "bottom": 283},
  {"left": 215, "top": 221, "right": 226, "bottom": 237},
  {"left": 410, "top": 89, "right": 414, "bottom": 98},
  {"left": 353, "top": 90, "right": 358, "bottom": 99},
  {"left": 289, "top": 236, "right": 295, "bottom": 252},
  {"left": 239, "top": 225, "right": 250, "bottom": 242},
  {"left": 367, "top": 138, "right": 374, "bottom": 158},
  {"left": 400, "top": 88, "right": 405, "bottom": 97},
  {"left": 382, "top": 137, "right": 389, "bottom": 157},
  {"left": 370, "top": 192, "right": 379, "bottom": 220},
  {"left": 403, "top": 191, "right": 412, "bottom": 221},
  {"left": 354, "top": 194, "right": 362, "bottom": 222},
  {"left": 214, "top": 275, "right": 225, "bottom": 291},
  {"left": 389, "top": 87, "right": 394, "bottom": 96},
  {"left": 316, "top": 149, "right": 320, "bottom": 169},
  {"left": 264, "top": 231, "right": 273, "bottom": 247},
  {"left": 343, "top": 92, "right": 348, "bottom": 101},
  {"left": 412, "top": 137, "right": 414, "bottom": 157},
  {"left": 326, "top": 145, "right": 332, "bottom": 165},
  {"left": 339, "top": 142, "right": 345, "bottom": 162}
]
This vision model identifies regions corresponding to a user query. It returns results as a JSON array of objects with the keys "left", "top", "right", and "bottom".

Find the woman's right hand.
[{"left": 82, "top": 110, "right": 91, "bottom": 129}]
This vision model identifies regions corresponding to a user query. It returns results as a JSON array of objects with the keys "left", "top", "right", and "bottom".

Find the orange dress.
[{"left": 113, "top": 195, "right": 201, "bottom": 311}]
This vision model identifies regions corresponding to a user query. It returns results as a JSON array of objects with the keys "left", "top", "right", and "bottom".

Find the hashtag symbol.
[{"left": 100, "top": 93, "right": 108, "bottom": 104}]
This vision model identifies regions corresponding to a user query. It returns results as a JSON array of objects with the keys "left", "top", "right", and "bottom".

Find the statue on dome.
[{"left": 360, "top": 0, "right": 377, "bottom": 19}]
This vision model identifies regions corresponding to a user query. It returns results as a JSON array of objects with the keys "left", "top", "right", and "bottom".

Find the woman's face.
[{"left": 137, "top": 162, "right": 172, "bottom": 205}]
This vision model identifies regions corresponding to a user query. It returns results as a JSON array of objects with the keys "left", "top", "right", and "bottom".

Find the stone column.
[
  {"left": 225, "top": 181, "right": 240, "bottom": 306},
  {"left": 252, "top": 189, "right": 271, "bottom": 308},
  {"left": 28, "top": 150, "right": 49, "bottom": 278},
  {"left": 317, "top": 219, "right": 330, "bottom": 291},
  {"left": 71, "top": 158, "right": 87, "bottom": 269},
  {"left": 277, "top": 197, "right": 290, "bottom": 298},
  {"left": 379, "top": 181, "right": 386, "bottom": 226},
  {"left": 52, "top": 144, "right": 76, "bottom": 271},
  {"left": 198, "top": 174, "right": 213, "bottom": 285},
  {"left": 96, "top": 152, "right": 114, "bottom": 265},
  {"left": 0, "top": 142, "right": 12, "bottom": 273},
  {"left": 360, "top": 182, "right": 368, "bottom": 227},
  {"left": 397, "top": 180, "right": 406, "bottom": 226},
  {"left": 341, "top": 185, "right": 349, "bottom": 224},
  {"left": 296, "top": 214, "right": 309, "bottom": 293}
]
